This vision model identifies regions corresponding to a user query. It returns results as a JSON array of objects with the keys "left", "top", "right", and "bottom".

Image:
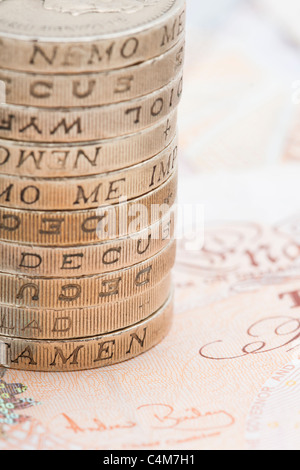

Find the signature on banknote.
[
  {"left": 62, "top": 413, "right": 136, "bottom": 434},
  {"left": 60, "top": 404, "right": 235, "bottom": 436},
  {"left": 137, "top": 404, "right": 235, "bottom": 432}
]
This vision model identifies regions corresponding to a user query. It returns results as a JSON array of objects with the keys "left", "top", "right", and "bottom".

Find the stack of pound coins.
[{"left": 0, "top": 0, "right": 185, "bottom": 372}]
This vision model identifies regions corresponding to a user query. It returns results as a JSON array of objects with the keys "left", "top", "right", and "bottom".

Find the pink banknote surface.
[
  {"left": 258, "top": 0, "right": 300, "bottom": 47},
  {"left": 246, "top": 358, "right": 300, "bottom": 450},
  {"left": 179, "top": 0, "right": 295, "bottom": 172},
  {"left": 1, "top": 0, "right": 300, "bottom": 451},
  {"left": 175, "top": 221, "right": 300, "bottom": 312},
  {"left": 284, "top": 112, "right": 300, "bottom": 163},
  {"left": 0, "top": 221, "right": 300, "bottom": 450}
]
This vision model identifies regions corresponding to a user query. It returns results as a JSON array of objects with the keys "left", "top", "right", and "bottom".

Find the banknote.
[
  {"left": 0, "top": 221, "right": 299, "bottom": 450},
  {"left": 240, "top": 1, "right": 300, "bottom": 166},
  {"left": 258, "top": 0, "right": 300, "bottom": 46},
  {"left": 284, "top": 111, "right": 300, "bottom": 163},
  {"left": 180, "top": 0, "right": 295, "bottom": 171},
  {"left": 185, "top": 0, "right": 241, "bottom": 29},
  {"left": 0, "top": 0, "right": 299, "bottom": 450},
  {"left": 175, "top": 221, "right": 300, "bottom": 311},
  {"left": 245, "top": 358, "right": 300, "bottom": 450},
  {"left": 275, "top": 213, "right": 300, "bottom": 244}
]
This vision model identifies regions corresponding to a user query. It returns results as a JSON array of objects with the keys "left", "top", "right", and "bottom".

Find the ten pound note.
[{"left": 0, "top": 221, "right": 299, "bottom": 449}]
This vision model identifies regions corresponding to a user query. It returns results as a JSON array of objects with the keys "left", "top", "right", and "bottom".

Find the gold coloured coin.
[
  {"left": 0, "top": 294, "right": 173, "bottom": 372},
  {"left": 0, "top": 111, "right": 177, "bottom": 177},
  {"left": 0, "top": 40, "right": 184, "bottom": 108},
  {"left": 0, "top": 170, "right": 177, "bottom": 246},
  {"left": 0, "top": 275, "right": 172, "bottom": 339},
  {"left": 0, "top": 137, "right": 177, "bottom": 210},
  {"left": 0, "top": 240, "right": 176, "bottom": 308},
  {"left": 0, "top": 211, "right": 174, "bottom": 276},
  {"left": 0, "top": 74, "right": 183, "bottom": 142},
  {"left": 0, "top": 0, "right": 186, "bottom": 74}
]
